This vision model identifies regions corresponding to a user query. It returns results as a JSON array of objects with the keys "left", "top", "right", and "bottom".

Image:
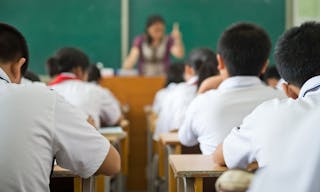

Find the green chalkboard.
[
  {"left": 129, "top": 0, "right": 285, "bottom": 65},
  {"left": 0, "top": 0, "right": 121, "bottom": 74},
  {"left": 0, "top": 0, "right": 285, "bottom": 74}
]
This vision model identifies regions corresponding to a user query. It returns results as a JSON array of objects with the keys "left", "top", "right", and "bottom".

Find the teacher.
[{"left": 122, "top": 15, "right": 185, "bottom": 76}]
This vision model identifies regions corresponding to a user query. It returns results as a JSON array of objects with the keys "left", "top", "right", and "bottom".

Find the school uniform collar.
[
  {"left": 299, "top": 75, "right": 320, "bottom": 98},
  {"left": 186, "top": 76, "right": 198, "bottom": 85},
  {"left": 0, "top": 68, "right": 11, "bottom": 83},
  {"left": 218, "top": 76, "right": 262, "bottom": 90},
  {"left": 48, "top": 72, "right": 80, "bottom": 86}
]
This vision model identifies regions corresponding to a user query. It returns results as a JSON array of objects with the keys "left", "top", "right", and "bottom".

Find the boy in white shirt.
[
  {"left": 48, "top": 47, "right": 122, "bottom": 128},
  {"left": 153, "top": 48, "right": 219, "bottom": 140},
  {"left": 0, "top": 23, "right": 120, "bottom": 192},
  {"left": 213, "top": 22, "right": 320, "bottom": 171},
  {"left": 152, "top": 62, "right": 185, "bottom": 114},
  {"left": 179, "top": 23, "right": 284, "bottom": 155}
]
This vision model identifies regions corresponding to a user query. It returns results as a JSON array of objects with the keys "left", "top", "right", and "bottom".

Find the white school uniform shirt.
[
  {"left": 0, "top": 68, "right": 110, "bottom": 192},
  {"left": 179, "top": 76, "right": 285, "bottom": 155},
  {"left": 152, "top": 83, "right": 178, "bottom": 114},
  {"left": 223, "top": 75, "right": 320, "bottom": 169},
  {"left": 50, "top": 73, "right": 121, "bottom": 128},
  {"left": 249, "top": 108, "right": 320, "bottom": 192},
  {"left": 153, "top": 76, "right": 198, "bottom": 140}
]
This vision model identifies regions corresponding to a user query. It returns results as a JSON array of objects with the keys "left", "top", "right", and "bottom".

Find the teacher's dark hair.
[
  {"left": 187, "top": 48, "right": 219, "bottom": 88},
  {"left": 145, "top": 15, "right": 165, "bottom": 45},
  {"left": 47, "top": 47, "right": 90, "bottom": 75},
  {"left": 0, "top": 23, "right": 29, "bottom": 75},
  {"left": 275, "top": 22, "right": 320, "bottom": 88}
]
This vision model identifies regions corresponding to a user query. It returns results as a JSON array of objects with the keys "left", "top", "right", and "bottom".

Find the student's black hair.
[
  {"left": 24, "top": 70, "right": 40, "bottom": 82},
  {"left": 262, "top": 66, "right": 280, "bottom": 82},
  {"left": 0, "top": 23, "right": 29, "bottom": 75},
  {"left": 187, "top": 47, "right": 219, "bottom": 88},
  {"left": 87, "top": 64, "right": 101, "bottom": 83},
  {"left": 217, "top": 22, "right": 271, "bottom": 77},
  {"left": 165, "top": 62, "right": 185, "bottom": 87},
  {"left": 274, "top": 21, "right": 320, "bottom": 88},
  {"left": 145, "top": 15, "right": 165, "bottom": 45},
  {"left": 46, "top": 47, "right": 90, "bottom": 75}
]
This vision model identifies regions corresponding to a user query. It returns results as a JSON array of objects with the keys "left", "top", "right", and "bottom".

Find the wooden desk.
[
  {"left": 53, "top": 166, "right": 96, "bottom": 192},
  {"left": 158, "top": 132, "right": 182, "bottom": 179},
  {"left": 99, "top": 128, "right": 129, "bottom": 192},
  {"left": 168, "top": 155, "right": 227, "bottom": 192}
]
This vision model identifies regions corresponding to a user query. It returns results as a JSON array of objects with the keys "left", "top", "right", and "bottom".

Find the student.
[
  {"left": 21, "top": 70, "right": 41, "bottom": 84},
  {"left": 262, "top": 66, "right": 284, "bottom": 89},
  {"left": 48, "top": 48, "right": 122, "bottom": 128},
  {"left": 87, "top": 64, "right": 102, "bottom": 84},
  {"left": 213, "top": 22, "right": 320, "bottom": 171},
  {"left": 0, "top": 23, "right": 120, "bottom": 191},
  {"left": 178, "top": 23, "right": 284, "bottom": 155},
  {"left": 249, "top": 109, "right": 320, "bottom": 192},
  {"left": 153, "top": 47, "right": 219, "bottom": 140},
  {"left": 152, "top": 62, "right": 185, "bottom": 114}
]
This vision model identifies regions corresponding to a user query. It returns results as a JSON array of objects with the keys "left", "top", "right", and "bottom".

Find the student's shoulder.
[
  {"left": 188, "top": 89, "right": 219, "bottom": 109},
  {"left": 258, "top": 84, "right": 286, "bottom": 98}
]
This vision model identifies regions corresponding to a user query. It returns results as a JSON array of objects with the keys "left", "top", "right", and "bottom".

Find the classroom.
[{"left": 0, "top": 0, "right": 320, "bottom": 192}]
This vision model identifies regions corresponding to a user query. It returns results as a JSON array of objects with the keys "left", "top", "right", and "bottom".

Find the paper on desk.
[{"left": 99, "top": 126, "right": 124, "bottom": 134}]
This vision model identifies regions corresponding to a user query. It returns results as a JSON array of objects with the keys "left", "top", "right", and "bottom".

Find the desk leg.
[
  {"left": 74, "top": 177, "right": 82, "bottom": 192},
  {"left": 169, "top": 163, "right": 177, "bottom": 192},
  {"left": 82, "top": 177, "right": 96, "bottom": 192},
  {"left": 95, "top": 175, "right": 105, "bottom": 192},
  {"left": 175, "top": 144, "right": 182, "bottom": 154},
  {"left": 158, "top": 141, "right": 165, "bottom": 178},
  {"left": 194, "top": 178, "right": 203, "bottom": 192}
]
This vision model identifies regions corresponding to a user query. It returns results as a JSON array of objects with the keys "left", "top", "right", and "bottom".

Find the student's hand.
[
  {"left": 171, "top": 22, "right": 182, "bottom": 41},
  {"left": 87, "top": 115, "right": 97, "bottom": 130},
  {"left": 212, "top": 144, "right": 226, "bottom": 166},
  {"left": 198, "top": 75, "right": 224, "bottom": 94}
]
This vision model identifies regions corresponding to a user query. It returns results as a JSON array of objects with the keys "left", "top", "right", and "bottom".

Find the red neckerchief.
[{"left": 48, "top": 74, "right": 80, "bottom": 86}]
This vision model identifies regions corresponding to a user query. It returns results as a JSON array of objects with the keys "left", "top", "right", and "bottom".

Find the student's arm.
[
  {"left": 53, "top": 95, "right": 121, "bottom": 177},
  {"left": 198, "top": 75, "right": 223, "bottom": 94},
  {"left": 122, "top": 47, "right": 140, "bottom": 69},
  {"left": 220, "top": 125, "right": 255, "bottom": 169},
  {"left": 95, "top": 145, "right": 121, "bottom": 175},
  {"left": 170, "top": 24, "right": 184, "bottom": 58},
  {"left": 178, "top": 99, "right": 199, "bottom": 146},
  {"left": 212, "top": 143, "right": 226, "bottom": 166}
]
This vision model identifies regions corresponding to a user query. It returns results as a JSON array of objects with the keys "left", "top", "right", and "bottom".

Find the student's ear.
[
  {"left": 282, "top": 83, "right": 299, "bottom": 99},
  {"left": 217, "top": 54, "right": 225, "bottom": 71},
  {"left": 10, "top": 57, "right": 26, "bottom": 84},
  {"left": 260, "top": 60, "right": 269, "bottom": 75},
  {"left": 217, "top": 54, "right": 228, "bottom": 78}
]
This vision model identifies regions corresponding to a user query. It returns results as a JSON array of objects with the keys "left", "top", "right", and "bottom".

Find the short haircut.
[
  {"left": 0, "top": 23, "right": 29, "bottom": 75},
  {"left": 165, "top": 62, "right": 185, "bottom": 86},
  {"left": 275, "top": 21, "right": 320, "bottom": 88},
  {"left": 217, "top": 22, "right": 271, "bottom": 77},
  {"left": 187, "top": 47, "right": 219, "bottom": 88},
  {"left": 24, "top": 70, "right": 40, "bottom": 82},
  {"left": 263, "top": 66, "right": 281, "bottom": 81},
  {"left": 87, "top": 64, "right": 101, "bottom": 83},
  {"left": 47, "top": 47, "right": 90, "bottom": 74}
]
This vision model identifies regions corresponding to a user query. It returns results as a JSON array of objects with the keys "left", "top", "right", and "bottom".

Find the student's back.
[
  {"left": 0, "top": 23, "right": 120, "bottom": 191},
  {"left": 50, "top": 79, "right": 120, "bottom": 127},
  {"left": 179, "top": 23, "right": 285, "bottom": 154},
  {"left": 154, "top": 48, "right": 219, "bottom": 140},
  {"left": 0, "top": 83, "right": 108, "bottom": 191},
  {"left": 48, "top": 48, "right": 121, "bottom": 127}
]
